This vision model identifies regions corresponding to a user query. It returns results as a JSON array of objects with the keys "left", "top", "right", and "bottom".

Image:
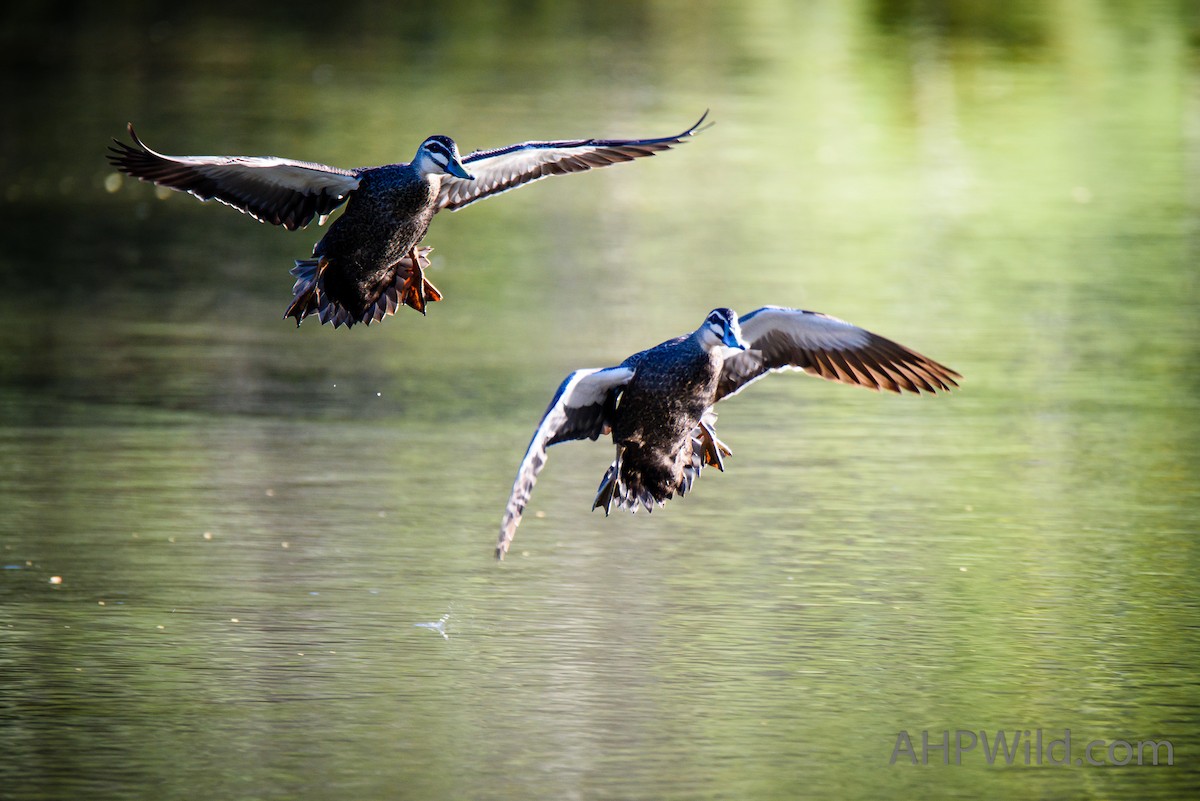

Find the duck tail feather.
[{"left": 285, "top": 248, "right": 438, "bottom": 328}]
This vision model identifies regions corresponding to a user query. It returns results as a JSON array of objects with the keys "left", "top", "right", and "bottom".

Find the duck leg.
[
  {"left": 397, "top": 247, "right": 443, "bottom": 315},
  {"left": 696, "top": 420, "right": 732, "bottom": 472},
  {"left": 592, "top": 445, "right": 626, "bottom": 516}
]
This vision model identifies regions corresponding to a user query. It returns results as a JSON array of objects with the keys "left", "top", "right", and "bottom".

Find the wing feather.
[
  {"left": 438, "top": 112, "right": 710, "bottom": 212},
  {"left": 496, "top": 366, "right": 634, "bottom": 559},
  {"left": 717, "top": 306, "right": 960, "bottom": 400},
  {"left": 107, "top": 124, "right": 360, "bottom": 231}
]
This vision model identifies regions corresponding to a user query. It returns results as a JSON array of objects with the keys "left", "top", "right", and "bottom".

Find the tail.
[
  {"left": 590, "top": 444, "right": 668, "bottom": 515},
  {"left": 283, "top": 248, "right": 435, "bottom": 328},
  {"left": 593, "top": 413, "right": 732, "bottom": 514},
  {"left": 283, "top": 256, "right": 330, "bottom": 325}
]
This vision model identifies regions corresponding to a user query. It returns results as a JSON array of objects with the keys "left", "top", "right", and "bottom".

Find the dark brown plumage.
[{"left": 496, "top": 306, "right": 960, "bottom": 558}]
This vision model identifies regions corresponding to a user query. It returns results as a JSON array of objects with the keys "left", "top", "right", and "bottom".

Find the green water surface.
[{"left": 1, "top": 2, "right": 1197, "bottom": 799}]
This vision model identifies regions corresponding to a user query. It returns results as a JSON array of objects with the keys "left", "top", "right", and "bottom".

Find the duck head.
[
  {"left": 415, "top": 135, "right": 474, "bottom": 180},
  {"left": 698, "top": 308, "right": 749, "bottom": 356}
]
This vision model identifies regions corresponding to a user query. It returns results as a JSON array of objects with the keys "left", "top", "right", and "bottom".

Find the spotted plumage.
[
  {"left": 107, "top": 113, "right": 710, "bottom": 327},
  {"left": 496, "top": 306, "right": 960, "bottom": 558}
]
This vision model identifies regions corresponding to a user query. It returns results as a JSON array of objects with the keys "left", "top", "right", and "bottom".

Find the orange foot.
[
  {"left": 696, "top": 420, "right": 732, "bottom": 471},
  {"left": 398, "top": 248, "right": 443, "bottom": 315}
]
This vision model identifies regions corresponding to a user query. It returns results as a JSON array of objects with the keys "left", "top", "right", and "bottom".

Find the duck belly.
[
  {"left": 313, "top": 174, "right": 437, "bottom": 314},
  {"left": 611, "top": 391, "right": 710, "bottom": 505}
]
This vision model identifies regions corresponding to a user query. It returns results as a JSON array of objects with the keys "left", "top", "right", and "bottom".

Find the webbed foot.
[
  {"left": 696, "top": 420, "right": 732, "bottom": 472},
  {"left": 399, "top": 247, "right": 442, "bottom": 315}
]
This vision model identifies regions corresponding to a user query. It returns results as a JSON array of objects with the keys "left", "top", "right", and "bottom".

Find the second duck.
[{"left": 108, "top": 113, "right": 709, "bottom": 327}]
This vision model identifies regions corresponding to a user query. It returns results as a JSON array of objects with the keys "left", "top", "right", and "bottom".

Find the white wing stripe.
[{"left": 497, "top": 367, "right": 634, "bottom": 558}]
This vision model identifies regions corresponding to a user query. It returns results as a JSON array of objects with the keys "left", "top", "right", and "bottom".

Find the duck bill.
[
  {"left": 722, "top": 323, "right": 749, "bottom": 351},
  {"left": 448, "top": 158, "right": 474, "bottom": 180}
]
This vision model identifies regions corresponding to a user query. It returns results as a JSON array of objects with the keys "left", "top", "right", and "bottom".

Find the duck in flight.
[
  {"left": 496, "top": 306, "right": 959, "bottom": 559},
  {"left": 107, "top": 113, "right": 709, "bottom": 327}
]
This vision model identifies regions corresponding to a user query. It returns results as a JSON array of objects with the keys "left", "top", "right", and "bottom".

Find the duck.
[
  {"left": 107, "top": 113, "right": 709, "bottom": 327},
  {"left": 496, "top": 306, "right": 960, "bottom": 558}
]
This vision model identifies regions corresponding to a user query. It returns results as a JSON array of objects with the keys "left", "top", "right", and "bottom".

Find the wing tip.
[
  {"left": 108, "top": 124, "right": 144, "bottom": 166},
  {"left": 124, "top": 122, "right": 151, "bottom": 152},
  {"left": 688, "top": 109, "right": 715, "bottom": 137}
]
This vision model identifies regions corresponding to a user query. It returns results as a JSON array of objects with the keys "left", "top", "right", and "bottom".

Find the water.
[{"left": 2, "top": 2, "right": 1198, "bottom": 799}]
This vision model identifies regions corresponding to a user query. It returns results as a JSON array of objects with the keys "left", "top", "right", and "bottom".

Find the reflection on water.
[{"left": 2, "top": 2, "right": 1198, "bottom": 799}]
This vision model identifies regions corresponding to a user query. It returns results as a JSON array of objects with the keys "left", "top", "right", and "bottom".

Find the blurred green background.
[{"left": 1, "top": 1, "right": 1197, "bottom": 799}]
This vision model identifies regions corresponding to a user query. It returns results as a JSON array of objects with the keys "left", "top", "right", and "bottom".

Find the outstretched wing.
[
  {"left": 717, "top": 306, "right": 960, "bottom": 400},
  {"left": 437, "top": 111, "right": 710, "bottom": 212},
  {"left": 497, "top": 366, "right": 635, "bottom": 559},
  {"left": 107, "top": 124, "right": 361, "bottom": 231}
]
